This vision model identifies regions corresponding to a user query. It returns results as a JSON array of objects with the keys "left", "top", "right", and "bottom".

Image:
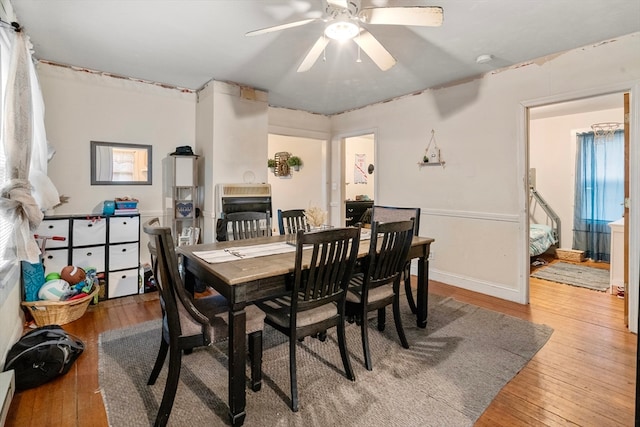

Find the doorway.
[
  {"left": 343, "top": 133, "right": 375, "bottom": 225},
  {"left": 528, "top": 93, "right": 627, "bottom": 321}
]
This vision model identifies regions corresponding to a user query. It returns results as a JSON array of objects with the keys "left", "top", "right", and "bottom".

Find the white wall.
[
  {"left": 268, "top": 134, "right": 327, "bottom": 234},
  {"left": 330, "top": 33, "right": 640, "bottom": 306},
  {"left": 197, "top": 81, "right": 269, "bottom": 243},
  {"left": 35, "top": 62, "right": 197, "bottom": 303},
  {"left": 530, "top": 107, "right": 624, "bottom": 249}
]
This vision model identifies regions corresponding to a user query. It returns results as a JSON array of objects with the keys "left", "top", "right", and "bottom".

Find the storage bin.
[{"left": 115, "top": 201, "right": 138, "bottom": 209}]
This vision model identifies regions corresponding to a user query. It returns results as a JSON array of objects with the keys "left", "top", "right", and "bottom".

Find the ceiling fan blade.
[
  {"left": 245, "top": 18, "right": 317, "bottom": 37},
  {"left": 358, "top": 6, "right": 444, "bottom": 27},
  {"left": 353, "top": 30, "right": 396, "bottom": 71},
  {"left": 297, "top": 36, "right": 330, "bottom": 72},
  {"left": 326, "top": 0, "right": 349, "bottom": 8}
]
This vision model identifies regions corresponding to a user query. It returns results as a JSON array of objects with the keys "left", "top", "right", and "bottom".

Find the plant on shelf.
[
  {"left": 267, "top": 158, "right": 276, "bottom": 173},
  {"left": 287, "top": 155, "right": 302, "bottom": 171}
]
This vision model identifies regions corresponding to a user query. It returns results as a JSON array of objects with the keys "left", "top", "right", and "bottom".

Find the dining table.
[{"left": 177, "top": 232, "right": 434, "bottom": 426}]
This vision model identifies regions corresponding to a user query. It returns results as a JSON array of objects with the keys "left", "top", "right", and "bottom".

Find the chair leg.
[
  {"left": 362, "top": 305, "right": 373, "bottom": 371},
  {"left": 148, "top": 338, "right": 169, "bottom": 385},
  {"left": 289, "top": 335, "right": 299, "bottom": 412},
  {"left": 404, "top": 264, "right": 417, "bottom": 314},
  {"left": 393, "top": 293, "right": 410, "bottom": 349},
  {"left": 337, "top": 314, "right": 356, "bottom": 380},
  {"left": 154, "top": 344, "right": 182, "bottom": 427},
  {"left": 248, "top": 331, "right": 263, "bottom": 392},
  {"left": 377, "top": 307, "right": 386, "bottom": 332}
]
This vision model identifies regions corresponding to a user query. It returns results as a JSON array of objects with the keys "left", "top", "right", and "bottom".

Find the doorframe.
[
  {"left": 330, "top": 128, "right": 378, "bottom": 228},
  {"left": 519, "top": 81, "right": 640, "bottom": 332}
]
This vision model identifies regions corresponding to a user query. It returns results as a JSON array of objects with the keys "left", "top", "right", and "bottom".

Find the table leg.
[
  {"left": 228, "top": 305, "right": 247, "bottom": 426},
  {"left": 416, "top": 255, "right": 429, "bottom": 328}
]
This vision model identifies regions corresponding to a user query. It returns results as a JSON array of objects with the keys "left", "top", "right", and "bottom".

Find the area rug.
[
  {"left": 99, "top": 294, "right": 552, "bottom": 427},
  {"left": 531, "top": 261, "right": 610, "bottom": 291}
]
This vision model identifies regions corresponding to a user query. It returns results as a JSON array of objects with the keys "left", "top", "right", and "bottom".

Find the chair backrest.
[
  {"left": 371, "top": 205, "right": 421, "bottom": 236},
  {"left": 363, "top": 219, "right": 415, "bottom": 292},
  {"left": 277, "top": 209, "right": 310, "bottom": 235},
  {"left": 143, "top": 220, "right": 212, "bottom": 345},
  {"left": 291, "top": 227, "right": 361, "bottom": 317},
  {"left": 225, "top": 211, "right": 272, "bottom": 240}
]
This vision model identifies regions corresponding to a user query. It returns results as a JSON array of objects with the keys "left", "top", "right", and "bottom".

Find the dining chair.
[
  {"left": 225, "top": 211, "right": 272, "bottom": 240},
  {"left": 256, "top": 226, "right": 361, "bottom": 412},
  {"left": 346, "top": 218, "right": 415, "bottom": 371},
  {"left": 143, "top": 219, "right": 265, "bottom": 427},
  {"left": 371, "top": 205, "right": 421, "bottom": 314},
  {"left": 277, "top": 209, "right": 310, "bottom": 235}
]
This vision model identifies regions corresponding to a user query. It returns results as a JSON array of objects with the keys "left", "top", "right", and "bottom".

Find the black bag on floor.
[{"left": 4, "top": 325, "right": 85, "bottom": 390}]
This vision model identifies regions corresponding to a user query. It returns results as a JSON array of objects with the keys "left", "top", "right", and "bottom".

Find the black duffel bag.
[{"left": 4, "top": 325, "right": 84, "bottom": 390}]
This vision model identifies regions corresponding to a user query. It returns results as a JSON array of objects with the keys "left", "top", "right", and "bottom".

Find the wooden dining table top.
[{"left": 177, "top": 234, "right": 435, "bottom": 287}]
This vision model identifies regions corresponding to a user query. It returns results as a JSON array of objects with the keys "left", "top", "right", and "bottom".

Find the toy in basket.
[{"left": 22, "top": 266, "right": 99, "bottom": 327}]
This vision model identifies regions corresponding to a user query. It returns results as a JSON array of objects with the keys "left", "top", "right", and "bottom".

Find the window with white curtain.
[{"left": 0, "top": 29, "right": 11, "bottom": 271}]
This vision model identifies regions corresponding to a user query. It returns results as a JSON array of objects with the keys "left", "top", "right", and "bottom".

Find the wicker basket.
[
  {"left": 556, "top": 248, "right": 586, "bottom": 262},
  {"left": 21, "top": 287, "right": 99, "bottom": 327}
]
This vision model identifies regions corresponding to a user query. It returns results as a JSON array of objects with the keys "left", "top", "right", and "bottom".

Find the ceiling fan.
[{"left": 246, "top": 0, "right": 443, "bottom": 72}]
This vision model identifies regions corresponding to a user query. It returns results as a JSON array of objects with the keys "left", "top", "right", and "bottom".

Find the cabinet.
[
  {"left": 345, "top": 200, "right": 373, "bottom": 227},
  {"left": 36, "top": 214, "right": 140, "bottom": 299},
  {"left": 165, "top": 154, "right": 200, "bottom": 245}
]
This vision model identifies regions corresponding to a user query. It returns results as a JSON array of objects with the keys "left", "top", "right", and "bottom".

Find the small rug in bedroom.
[{"left": 531, "top": 261, "right": 609, "bottom": 291}]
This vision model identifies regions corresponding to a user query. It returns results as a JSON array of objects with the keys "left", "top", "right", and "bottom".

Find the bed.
[
  {"left": 529, "top": 188, "right": 560, "bottom": 257},
  {"left": 529, "top": 223, "right": 557, "bottom": 257}
]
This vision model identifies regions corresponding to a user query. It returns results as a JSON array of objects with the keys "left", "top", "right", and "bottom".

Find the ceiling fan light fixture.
[{"left": 324, "top": 20, "right": 359, "bottom": 41}]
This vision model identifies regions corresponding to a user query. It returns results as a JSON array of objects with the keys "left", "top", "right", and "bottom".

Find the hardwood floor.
[{"left": 6, "top": 268, "right": 636, "bottom": 426}]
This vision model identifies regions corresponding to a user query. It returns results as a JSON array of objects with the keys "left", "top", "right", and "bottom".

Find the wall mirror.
[{"left": 90, "top": 141, "right": 152, "bottom": 185}]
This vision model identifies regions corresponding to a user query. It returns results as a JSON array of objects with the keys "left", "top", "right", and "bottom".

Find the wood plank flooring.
[{"left": 6, "top": 264, "right": 636, "bottom": 426}]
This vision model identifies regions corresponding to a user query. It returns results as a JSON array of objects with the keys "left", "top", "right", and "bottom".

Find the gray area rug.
[
  {"left": 99, "top": 294, "right": 552, "bottom": 427},
  {"left": 531, "top": 261, "right": 610, "bottom": 291}
]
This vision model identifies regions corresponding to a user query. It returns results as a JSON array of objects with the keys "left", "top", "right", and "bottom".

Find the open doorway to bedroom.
[{"left": 528, "top": 92, "right": 628, "bottom": 323}]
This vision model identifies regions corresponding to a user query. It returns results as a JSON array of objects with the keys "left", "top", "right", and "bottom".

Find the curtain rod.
[{"left": 0, "top": 19, "right": 21, "bottom": 32}]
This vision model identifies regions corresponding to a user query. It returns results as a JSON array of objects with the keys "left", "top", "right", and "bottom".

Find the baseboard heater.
[{"left": 0, "top": 370, "right": 14, "bottom": 427}]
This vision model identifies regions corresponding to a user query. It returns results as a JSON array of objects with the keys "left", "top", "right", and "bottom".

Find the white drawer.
[
  {"left": 41, "top": 248, "right": 69, "bottom": 275},
  {"left": 72, "top": 245, "right": 106, "bottom": 272},
  {"left": 108, "top": 269, "right": 140, "bottom": 298},
  {"left": 35, "top": 219, "right": 69, "bottom": 249},
  {"left": 108, "top": 242, "right": 139, "bottom": 271},
  {"left": 109, "top": 216, "right": 139, "bottom": 243},
  {"left": 73, "top": 218, "right": 106, "bottom": 246}
]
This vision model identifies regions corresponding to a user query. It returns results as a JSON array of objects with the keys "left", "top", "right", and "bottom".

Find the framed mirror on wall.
[{"left": 90, "top": 141, "right": 152, "bottom": 185}]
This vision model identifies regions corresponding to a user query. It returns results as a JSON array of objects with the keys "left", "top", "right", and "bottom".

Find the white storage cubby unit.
[
  {"left": 608, "top": 217, "right": 625, "bottom": 294},
  {"left": 35, "top": 214, "right": 141, "bottom": 299},
  {"left": 165, "top": 154, "right": 200, "bottom": 245}
]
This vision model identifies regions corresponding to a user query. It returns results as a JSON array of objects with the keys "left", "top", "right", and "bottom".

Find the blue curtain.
[{"left": 573, "top": 130, "right": 624, "bottom": 262}]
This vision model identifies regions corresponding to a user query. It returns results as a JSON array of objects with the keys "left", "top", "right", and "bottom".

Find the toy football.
[{"left": 60, "top": 266, "right": 86, "bottom": 285}]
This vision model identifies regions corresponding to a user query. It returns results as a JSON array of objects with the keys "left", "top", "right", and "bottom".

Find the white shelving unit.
[{"left": 165, "top": 154, "right": 200, "bottom": 245}]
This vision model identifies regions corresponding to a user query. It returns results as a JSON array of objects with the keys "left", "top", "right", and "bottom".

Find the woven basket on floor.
[{"left": 21, "top": 287, "right": 98, "bottom": 327}]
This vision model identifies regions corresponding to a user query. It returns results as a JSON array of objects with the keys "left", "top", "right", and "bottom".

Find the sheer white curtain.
[{"left": 0, "top": 28, "right": 60, "bottom": 265}]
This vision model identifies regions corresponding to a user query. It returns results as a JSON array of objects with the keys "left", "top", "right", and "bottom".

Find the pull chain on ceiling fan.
[{"left": 246, "top": 0, "right": 443, "bottom": 73}]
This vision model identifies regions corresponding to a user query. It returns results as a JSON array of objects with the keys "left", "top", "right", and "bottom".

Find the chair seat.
[
  {"left": 177, "top": 294, "right": 265, "bottom": 343},
  {"left": 256, "top": 297, "right": 338, "bottom": 329},
  {"left": 346, "top": 273, "right": 394, "bottom": 304}
]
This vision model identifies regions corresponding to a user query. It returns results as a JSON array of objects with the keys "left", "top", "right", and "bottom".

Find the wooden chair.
[
  {"left": 277, "top": 209, "right": 310, "bottom": 235},
  {"left": 346, "top": 219, "right": 415, "bottom": 371},
  {"left": 143, "top": 219, "right": 265, "bottom": 427},
  {"left": 256, "top": 226, "right": 361, "bottom": 412},
  {"left": 225, "top": 211, "right": 272, "bottom": 240},
  {"left": 371, "top": 205, "right": 421, "bottom": 313}
]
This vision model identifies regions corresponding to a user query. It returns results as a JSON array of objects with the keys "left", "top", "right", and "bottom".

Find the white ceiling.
[{"left": 9, "top": 0, "right": 640, "bottom": 115}]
